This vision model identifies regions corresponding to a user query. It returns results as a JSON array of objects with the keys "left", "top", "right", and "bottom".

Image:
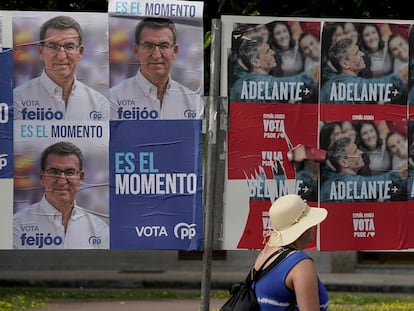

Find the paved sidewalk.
[
  {"left": 30, "top": 298, "right": 226, "bottom": 311},
  {"left": 1, "top": 269, "right": 411, "bottom": 311}
]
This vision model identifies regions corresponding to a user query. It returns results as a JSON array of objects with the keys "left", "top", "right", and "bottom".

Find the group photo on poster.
[
  {"left": 316, "top": 118, "right": 411, "bottom": 250},
  {"left": 228, "top": 20, "right": 320, "bottom": 104},
  {"left": 108, "top": 10, "right": 204, "bottom": 120},
  {"left": 319, "top": 119, "right": 408, "bottom": 202},
  {"left": 12, "top": 12, "right": 110, "bottom": 121},
  {"left": 320, "top": 21, "right": 409, "bottom": 105},
  {"left": 223, "top": 17, "right": 322, "bottom": 250}
]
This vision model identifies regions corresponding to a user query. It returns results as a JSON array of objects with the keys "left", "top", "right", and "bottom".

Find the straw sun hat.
[{"left": 267, "top": 194, "right": 328, "bottom": 247}]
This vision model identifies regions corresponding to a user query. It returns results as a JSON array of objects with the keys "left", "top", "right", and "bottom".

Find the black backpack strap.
[{"left": 254, "top": 247, "right": 293, "bottom": 282}]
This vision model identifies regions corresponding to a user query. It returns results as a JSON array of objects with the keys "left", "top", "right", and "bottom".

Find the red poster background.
[
  {"left": 228, "top": 102, "right": 318, "bottom": 180},
  {"left": 320, "top": 202, "right": 408, "bottom": 250},
  {"left": 228, "top": 102, "right": 318, "bottom": 249}
]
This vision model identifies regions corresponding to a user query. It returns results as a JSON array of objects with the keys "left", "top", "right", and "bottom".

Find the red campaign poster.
[
  {"left": 408, "top": 24, "right": 414, "bottom": 118},
  {"left": 320, "top": 202, "right": 408, "bottom": 250},
  {"left": 228, "top": 103, "right": 317, "bottom": 181},
  {"left": 223, "top": 17, "right": 321, "bottom": 250},
  {"left": 228, "top": 103, "right": 318, "bottom": 249},
  {"left": 319, "top": 21, "right": 412, "bottom": 250}
]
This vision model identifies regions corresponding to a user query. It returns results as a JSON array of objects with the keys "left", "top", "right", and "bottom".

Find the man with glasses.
[
  {"left": 109, "top": 17, "right": 203, "bottom": 120},
  {"left": 13, "top": 15, "right": 109, "bottom": 121},
  {"left": 13, "top": 141, "right": 109, "bottom": 249}
]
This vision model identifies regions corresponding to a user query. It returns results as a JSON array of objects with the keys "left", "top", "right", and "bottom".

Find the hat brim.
[{"left": 272, "top": 207, "right": 328, "bottom": 247}]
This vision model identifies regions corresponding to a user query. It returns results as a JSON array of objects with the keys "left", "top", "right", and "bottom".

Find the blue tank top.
[{"left": 253, "top": 250, "right": 329, "bottom": 311}]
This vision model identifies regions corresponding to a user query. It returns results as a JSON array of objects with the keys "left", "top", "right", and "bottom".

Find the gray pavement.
[
  {"left": 29, "top": 298, "right": 226, "bottom": 311},
  {"left": 0, "top": 269, "right": 413, "bottom": 310}
]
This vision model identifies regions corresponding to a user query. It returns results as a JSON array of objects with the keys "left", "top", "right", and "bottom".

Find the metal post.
[{"left": 200, "top": 18, "right": 222, "bottom": 311}]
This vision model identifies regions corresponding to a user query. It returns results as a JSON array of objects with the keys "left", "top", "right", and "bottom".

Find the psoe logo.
[
  {"left": 0, "top": 154, "right": 8, "bottom": 170},
  {"left": 174, "top": 222, "right": 196, "bottom": 240},
  {"left": 0, "top": 103, "right": 9, "bottom": 123}
]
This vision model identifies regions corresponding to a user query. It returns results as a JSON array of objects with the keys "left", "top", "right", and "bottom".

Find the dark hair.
[
  {"left": 40, "top": 141, "right": 84, "bottom": 171},
  {"left": 135, "top": 17, "right": 177, "bottom": 45},
  {"left": 327, "top": 137, "right": 351, "bottom": 171},
  {"left": 321, "top": 22, "right": 344, "bottom": 56},
  {"left": 328, "top": 38, "right": 353, "bottom": 72},
  {"left": 319, "top": 121, "right": 342, "bottom": 150},
  {"left": 269, "top": 21, "right": 295, "bottom": 51},
  {"left": 358, "top": 23, "right": 385, "bottom": 53},
  {"left": 355, "top": 121, "right": 382, "bottom": 150},
  {"left": 40, "top": 15, "right": 83, "bottom": 44},
  {"left": 238, "top": 36, "right": 264, "bottom": 71}
]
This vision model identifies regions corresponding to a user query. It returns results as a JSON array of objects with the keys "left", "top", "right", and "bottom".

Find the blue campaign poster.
[
  {"left": 0, "top": 49, "right": 13, "bottom": 178},
  {"left": 109, "top": 120, "right": 203, "bottom": 250}
]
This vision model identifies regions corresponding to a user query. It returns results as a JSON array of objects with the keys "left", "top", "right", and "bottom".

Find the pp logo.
[
  {"left": 89, "top": 111, "right": 103, "bottom": 120},
  {"left": 184, "top": 109, "right": 197, "bottom": 119},
  {"left": 88, "top": 236, "right": 102, "bottom": 246},
  {"left": 174, "top": 223, "right": 196, "bottom": 240},
  {"left": 0, "top": 154, "right": 8, "bottom": 170}
]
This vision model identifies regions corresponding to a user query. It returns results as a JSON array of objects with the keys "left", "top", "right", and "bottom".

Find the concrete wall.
[{"left": 0, "top": 249, "right": 344, "bottom": 273}]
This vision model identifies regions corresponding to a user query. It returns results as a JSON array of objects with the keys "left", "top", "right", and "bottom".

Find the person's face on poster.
[
  {"left": 39, "top": 154, "right": 84, "bottom": 209},
  {"left": 341, "top": 142, "right": 364, "bottom": 172},
  {"left": 299, "top": 33, "right": 320, "bottom": 61},
  {"left": 271, "top": 23, "right": 291, "bottom": 50},
  {"left": 134, "top": 26, "right": 178, "bottom": 84},
  {"left": 360, "top": 123, "right": 378, "bottom": 150},
  {"left": 253, "top": 42, "right": 276, "bottom": 72},
  {"left": 389, "top": 35, "right": 409, "bottom": 63},
  {"left": 330, "top": 123, "right": 343, "bottom": 144},
  {"left": 343, "top": 22, "right": 358, "bottom": 44},
  {"left": 343, "top": 43, "right": 366, "bottom": 74},
  {"left": 341, "top": 121, "right": 356, "bottom": 143},
  {"left": 387, "top": 133, "right": 408, "bottom": 159},
  {"left": 361, "top": 24, "right": 380, "bottom": 52},
  {"left": 39, "top": 28, "right": 84, "bottom": 83},
  {"left": 331, "top": 24, "right": 346, "bottom": 45}
]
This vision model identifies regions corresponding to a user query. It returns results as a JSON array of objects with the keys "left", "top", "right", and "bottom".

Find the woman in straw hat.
[{"left": 253, "top": 194, "right": 329, "bottom": 310}]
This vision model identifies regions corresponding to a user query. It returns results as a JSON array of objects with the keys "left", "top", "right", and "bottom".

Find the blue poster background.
[
  {"left": 0, "top": 49, "right": 13, "bottom": 178},
  {"left": 109, "top": 120, "right": 203, "bottom": 250}
]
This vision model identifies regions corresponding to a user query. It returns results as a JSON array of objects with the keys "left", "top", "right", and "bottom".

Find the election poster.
[
  {"left": 318, "top": 21, "right": 411, "bottom": 250},
  {"left": 409, "top": 24, "right": 414, "bottom": 116},
  {"left": 12, "top": 12, "right": 110, "bottom": 249},
  {"left": 12, "top": 11, "right": 110, "bottom": 120},
  {"left": 0, "top": 49, "right": 13, "bottom": 178},
  {"left": 108, "top": 0, "right": 204, "bottom": 120},
  {"left": 221, "top": 16, "right": 321, "bottom": 249},
  {"left": 108, "top": 0, "right": 204, "bottom": 250},
  {"left": 109, "top": 121, "right": 203, "bottom": 250},
  {"left": 13, "top": 122, "right": 110, "bottom": 249},
  {"left": 0, "top": 11, "right": 14, "bottom": 249}
]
